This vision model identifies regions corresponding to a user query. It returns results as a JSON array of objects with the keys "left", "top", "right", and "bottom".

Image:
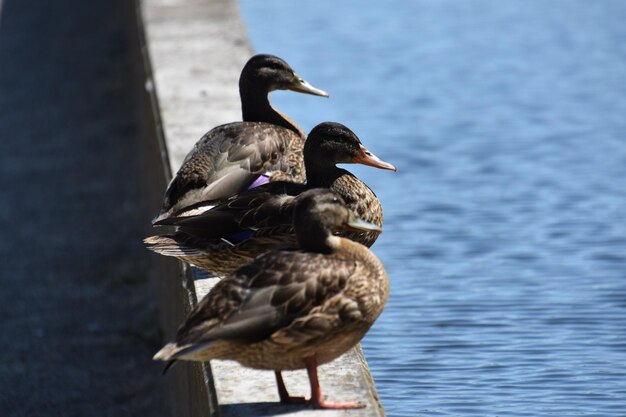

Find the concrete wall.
[
  {"left": 135, "top": 0, "right": 386, "bottom": 415},
  {"left": 0, "top": 0, "right": 165, "bottom": 415}
]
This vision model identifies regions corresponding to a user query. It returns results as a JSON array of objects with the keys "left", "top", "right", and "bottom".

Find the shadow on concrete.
[
  {"left": 0, "top": 0, "right": 164, "bottom": 415},
  {"left": 221, "top": 402, "right": 311, "bottom": 417}
]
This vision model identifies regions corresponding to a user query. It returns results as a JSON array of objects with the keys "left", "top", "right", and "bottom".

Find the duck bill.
[
  {"left": 288, "top": 74, "right": 329, "bottom": 97},
  {"left": 345, "top": 212, "right": 382, "bottom": 233},
  {"left": 353, "top": 145, "right": 397, "bottom": 171}
]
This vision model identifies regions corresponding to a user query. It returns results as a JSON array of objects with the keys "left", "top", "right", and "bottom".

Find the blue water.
[{"left": 239, "top": 1, "right": 626, "bottom": 416}]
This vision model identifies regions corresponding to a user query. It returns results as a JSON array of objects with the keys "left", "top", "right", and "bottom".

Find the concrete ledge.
[{"left": 136, "top": 0, "right": 385, "bottom": 415}]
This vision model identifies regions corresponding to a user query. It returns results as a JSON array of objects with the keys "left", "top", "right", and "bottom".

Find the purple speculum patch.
[
  {"left": 225, "top": 174, "right": 271, "bottom": 243},
  {"left": 248, "top": 174, "right": 271, "bottom": 189}
]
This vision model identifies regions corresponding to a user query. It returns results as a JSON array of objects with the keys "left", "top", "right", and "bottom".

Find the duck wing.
[
  {"left": 173, "top": 250, "right": 356, "bottom": 348},
  {"left": 155, "top": 122, "right": 303, "bottom": 222},
  {"left": 157, "top": 181, "right": 309, "bottom": 239}
]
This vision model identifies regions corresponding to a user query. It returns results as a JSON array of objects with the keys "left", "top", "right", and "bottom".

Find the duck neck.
[
  {"left": 240, "top": 85, "right": 303, "bottom": 136},
  {"left": 336, "top": 237, "right": 389, "bottom": 300},
  {"left": 295, "top": 226, "right": 338, "bottom": 254},
  {"left": 303, "top": 157, "right": 345, "bottom": 188}
]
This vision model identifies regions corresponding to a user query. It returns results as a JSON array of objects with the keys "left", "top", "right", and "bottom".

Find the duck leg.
[
  {"left": 274, "top": 370, "right": 307, "bottom": 404},
  {"left": 304, "top": 356, "right": 365, "bottom": 409}
]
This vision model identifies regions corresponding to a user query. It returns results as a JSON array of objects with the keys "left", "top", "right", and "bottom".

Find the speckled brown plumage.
[
  {"left": 146, "top": 123, "right": 395, "bottom": 275},
  {"left": 153, "top": 54, "right": 327, "bottom": 223},
  {"left": 144, "top": 231, "right": 298, "bottom": 276},
  {"left": 159, "top": 122, "right": 306, "bottom": 217},
  {"left": 153, "top": 190, "right": 389, "bottom": 408}
]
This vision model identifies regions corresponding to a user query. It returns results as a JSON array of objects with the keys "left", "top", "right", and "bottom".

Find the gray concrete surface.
[
  {"left": 0, "top": 1, "right": 164, "bottom": 415},
  {"left": 140, "top": 0, "right": 385, "bottom": 415}
]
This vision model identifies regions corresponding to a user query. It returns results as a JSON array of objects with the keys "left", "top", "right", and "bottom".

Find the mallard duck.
[
  {"left": 145, "top": 122, "right": 396, "bottom": 275},
  {"left": 153, "top": 54, "right": 328, "bottom": 223},
  {"left": 153, "top": 189, "right": 390, "bottom": 409}
]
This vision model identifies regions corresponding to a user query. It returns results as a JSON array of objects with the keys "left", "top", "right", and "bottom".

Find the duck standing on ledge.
[
  {"left": 153, "top": 54, "right": 328, "bottom": 223},
  {"left": 153, "top": 189, "right": 390, "bottom": 409},
  {"left": 146, "top": 122, "right": 396, "bottom": 275}
]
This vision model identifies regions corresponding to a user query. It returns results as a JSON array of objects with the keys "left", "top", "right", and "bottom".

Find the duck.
[
  {"left": 153, "top": 54, "right": 328, "bottom": 223},
  {"left": 145, "top": 122, "right": 396, "bottom": 275},
  {"left": 153, "top": 188, "right": 390, "bottom": 409}
]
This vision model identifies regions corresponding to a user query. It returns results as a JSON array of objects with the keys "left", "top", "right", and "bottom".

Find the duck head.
[
  {"left": 239, "top": 54, "right": 328, "bottom": 97},
  {"left": 294, "top": 189, "right": 381, "bottom": 252},
  {"left": 304, "top": 122, "right": 397, "bottom": 173}
]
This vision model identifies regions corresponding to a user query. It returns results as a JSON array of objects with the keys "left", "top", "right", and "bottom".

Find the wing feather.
[
  {"left": 171, "top": 251, "right": 356, "bottom": 349},
  {"left": 157, "top": 122, "right": 303, "bottom": 220}
]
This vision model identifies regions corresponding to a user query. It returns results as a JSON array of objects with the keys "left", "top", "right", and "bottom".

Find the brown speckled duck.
[
  {"left": 153, "top": 54, "right": 328, "bottom": 223},
  {"left": 153, "top": 189, "right": 390, "bottom": 409},
  {"left": 145, "top": 122, "right": 396, "bottom": 275}
]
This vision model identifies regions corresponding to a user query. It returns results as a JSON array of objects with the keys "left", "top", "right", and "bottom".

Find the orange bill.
[{"left": 352, "top": 145, "right": 397, "bottom": 171}]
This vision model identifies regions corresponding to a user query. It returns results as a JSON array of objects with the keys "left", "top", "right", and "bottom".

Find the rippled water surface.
[{"left": 239, "top": 1, "right": 626, "bottom": 415}]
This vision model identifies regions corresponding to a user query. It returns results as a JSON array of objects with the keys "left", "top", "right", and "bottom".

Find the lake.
[{"left": 239, "top": 1, "right": 626, "bottom": 416}]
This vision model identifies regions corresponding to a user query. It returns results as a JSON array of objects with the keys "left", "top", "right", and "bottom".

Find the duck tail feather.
[{"left": 143, "top": 235, "right": 205, "bottom": 258}]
